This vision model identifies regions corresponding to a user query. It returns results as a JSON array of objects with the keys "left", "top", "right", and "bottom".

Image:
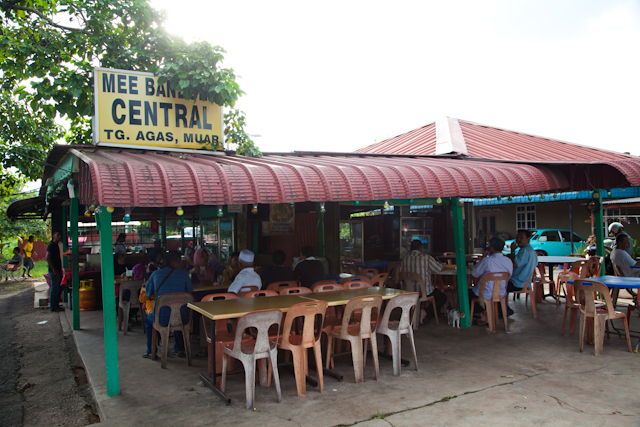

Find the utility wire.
[{"left": 5, "top": 147, "right": 72, "bottom": 173}]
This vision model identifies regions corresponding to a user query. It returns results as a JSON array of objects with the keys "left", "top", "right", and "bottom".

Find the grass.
[{"left": 31, "top": 260, "right": 49, "bottom": 278}]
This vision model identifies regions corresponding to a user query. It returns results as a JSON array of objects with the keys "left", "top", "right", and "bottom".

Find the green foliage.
[
  {"left": 0, "top": 0, "right": 259, "bottom": 173},
  {"left": 224, "top": 109, "right": 261, "bottom": 157},
  {"left": 0, "top": 189, "right": 49, "bottom": 255}
]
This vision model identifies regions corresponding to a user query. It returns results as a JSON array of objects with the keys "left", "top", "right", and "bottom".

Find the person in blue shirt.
[
  {"left": 142, "top": 251, "right": 193, "bottom": 359},
  {"left": 505, "top": 229, "right": 538, "bottom": 317}
]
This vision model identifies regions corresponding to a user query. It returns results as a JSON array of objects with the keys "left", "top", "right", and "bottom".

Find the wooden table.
[{"left": 188, "top": 287, "right": 409, "bottom": 404}]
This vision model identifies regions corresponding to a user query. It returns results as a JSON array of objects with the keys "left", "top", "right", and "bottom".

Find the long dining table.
[{"left": 188, "top": 286, "right": 409, "bottom": 404}]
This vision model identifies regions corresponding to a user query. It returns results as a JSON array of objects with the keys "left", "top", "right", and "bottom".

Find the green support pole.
[
  {"left": 97, "top": 208, "right": 120, "bottom": 396},
  {"left": 593, "top": 190, "right": 605, "bottom": 275},
  {"left": 62, "top": 206, "right": 68, "bottom": 302},
  {"left": 252, "top": 222, "right": 259, "bottom": 253},
  {"left": 451, "top": 198, "right": 471, "bottom": 328},
  {"left": 316, "top": 203, "right": 325, "bottom": 257},
  {"left": 160, "top": 208, "right": 167, "bottom": 251},
  {"left": 70, "top": 198, "right": 80, "bottom": 330}
]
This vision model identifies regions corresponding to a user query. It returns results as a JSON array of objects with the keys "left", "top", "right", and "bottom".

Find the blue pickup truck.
[{"left": 502, "top": 229, "right": 585, "bottom": 256}]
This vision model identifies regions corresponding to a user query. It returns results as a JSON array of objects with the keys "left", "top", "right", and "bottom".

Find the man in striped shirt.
[{"left": 402, "top": 239, "right": 447, "bottom": 323}]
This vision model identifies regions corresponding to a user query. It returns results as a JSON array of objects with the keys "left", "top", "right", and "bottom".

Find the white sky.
[{"left": 150, "top": 0, "right": 640, "bottom": 156}]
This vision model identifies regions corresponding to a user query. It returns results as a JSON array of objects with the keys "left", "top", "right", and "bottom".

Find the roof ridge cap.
[{"left": 435, "top": 116, "right": 468, "bottom": 155}]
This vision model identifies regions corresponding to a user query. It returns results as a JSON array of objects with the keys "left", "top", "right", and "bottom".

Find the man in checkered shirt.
[{"left": 402, "top": 239, "right": 447, "bottom": 323}]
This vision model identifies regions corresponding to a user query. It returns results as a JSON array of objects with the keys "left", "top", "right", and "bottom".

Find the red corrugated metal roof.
[
  {"left": 355, "top": 117, "right": 640, "bottom": 187},
  {"left": 70, "top": 147, "right": 568, "bottom": 208}
]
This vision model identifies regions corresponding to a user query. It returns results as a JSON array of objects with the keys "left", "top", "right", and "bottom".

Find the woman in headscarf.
[
  {"left": 132, "top": 263, "right": 146, "bottom": 281},
  {"left": 190, "top": 248, "right": 216, "bottom": 283}
]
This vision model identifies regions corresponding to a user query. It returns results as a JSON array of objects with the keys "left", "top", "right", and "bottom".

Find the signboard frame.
[{"left": 92, "top": 67, "right": 224, "bottom": 153}]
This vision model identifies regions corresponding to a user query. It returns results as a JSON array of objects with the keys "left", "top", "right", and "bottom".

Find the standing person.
[
  {"left": 292, "top": 246, "right": 325, "bottom": 288},
  {"left": 141, "top": 251, "right": 193, "bottom": 359},
  {"left": 402, "top": 239, "right": 447, "bottom": 323},
  {"left": 505, "top": 229, "right": 538, "bottom": 317},
  {"left": 261, "top": 250, "right": 293, "bottom": 286},
  {"left": 46, "top": 231, "right": 64, "bottom": 312},
  {"left": 469, "top": 237, "right": 513, "bottom": 325},
  {"left": 22, "top": 235, "right": 37, "bottom": 278},
  {"left": 114, "top": 233, "right": 127, "bottom": 255},
  {"left": 228, "top": 249, "right": 262, "bottom": 293}
]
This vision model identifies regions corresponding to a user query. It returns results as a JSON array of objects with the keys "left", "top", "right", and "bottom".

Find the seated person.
[
  {"left": 114, "top": 253, "right": 133, "bottom": 299},
  {"left": 148, "top": 248, "right": 164, "bottom": 270},
  {"left": 207, "top": 252, "right": 226, "bottom": 277},
  {"left": 505, "top": 229, "right": 538, "bottom": 316},
  {"left": 293, "top": 246, "right": 325, "bottom": 288},
  {"left": 261, "top": 250, "right": 293, "bottom": 286},
  {"left": 611, "top": 234, "right": 640, "bottom": 277},
  {"left": 3, "top": 247, "right": 24, "bottom": 279},
  {"left": 228, "top": 250, "right": 262, "bottom": 294},
  {"left": 222, "top": 251, "right": 241, "bottom": 285},
  {"left": 141, "top": 251, "right": 193, "bottom": 359},
  {"left": 189, "top": 248, "right": 217, "bottom": 283},
  {"left": 469, "top": 237, "right": 513, "bottom": 325},
  {"left": 402, "top": 239, "right": 446, "bottom": 323}
]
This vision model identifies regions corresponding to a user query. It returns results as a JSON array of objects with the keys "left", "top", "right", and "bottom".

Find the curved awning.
[
  {"left": 5, "top": 196, "right": 47, "bottom": 220},
  {"left": 70, "top": 147, "right": 569, "bottom": 207}
]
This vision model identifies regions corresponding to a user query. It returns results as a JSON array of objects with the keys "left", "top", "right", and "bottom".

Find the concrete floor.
[{"left": 63, "top": 292, "right": 640, "bottom": 427}]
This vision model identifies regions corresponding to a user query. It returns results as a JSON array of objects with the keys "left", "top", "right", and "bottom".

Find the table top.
[
  {"left": 188, "top": 287, "right": 409, "bottom": 320},
  {"left": 568, "top": 275, "right": 640, "bottom": 289},
  {"left": 354, "top": 260, "right": 393, "bottom": 269},
  {"left": 434, "top": 268, "right": 473, "bottom": 276},
  {"left": 304, "top": 287, "right": 407, "bottom": 306},
  {"left": 537, "top": 256, "right": 587, "bottom": 264},
  {"left": 192, "top": 282, "right": 229, "bottom": 292}
]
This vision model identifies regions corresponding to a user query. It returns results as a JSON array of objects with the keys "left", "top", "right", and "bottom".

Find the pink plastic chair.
[
  {"left": 376, "top": 292, "right": 420, "bottom": 376},
  {"left": 370, "top": 273, "right": 389, "bottom": 288},
  {"left": 279, "top": 286, "right": 312, "bottom": 295},
  {"left": 343, "top": 281, "right": 372, "bottom": 290},
  {"left": 150, "top": 292, "right": 194, "bottom": 369},
  {"left": 221, "top": 309, "right": 283, "bottom": 409},
  {"left": 266, "top": 281, "right": 298, "bottom": 292},
  {"left": 243, "top": 290, "right": 279, "bottom": 298}
]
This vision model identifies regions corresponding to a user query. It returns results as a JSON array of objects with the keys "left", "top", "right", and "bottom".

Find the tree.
[{"left": 0, "top": 0, "right": 259, "bottom": 196}]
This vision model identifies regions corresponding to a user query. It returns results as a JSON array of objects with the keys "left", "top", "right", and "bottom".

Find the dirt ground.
[{"left": 0, "top": 279, "right": 99, "bottom": 427}]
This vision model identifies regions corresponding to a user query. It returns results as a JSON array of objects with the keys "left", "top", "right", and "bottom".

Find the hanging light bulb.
[
  {"left": 383, "top": 200, "right": 390, "bottom": 209},
  {"left": 251, "top": 204, "right": 258, "bottom": 214},
  {"left": 528, "top": 195, "right": 532, "bottom": 201},
  {"left": 459, "top": 200, "right": 463, "bottom": 206},
  {"left": 408, "top": 199, "right": 414, "bottom": 204},
  {"left": 123, "top": 214, "right": 131, "bottom": 223},
  {"left": 508, "top": 196, "right": 513, "bottom": 201},
  {"left": 607, "top": 190, "right": 612, "bottom": 197},
  {"left": 320, "top": 202, "right": 326, "bottom": 213},
  {"left": 553, "top": 193, "right": 557, "bottom": 199},
  {"left": 106, "top": 206, "right": 115, "bottom": 213},
  {"left": 354, "top": 201, "right": 360, "bottom": 206},
  {"left": 176, "top": 206, "right": 184, "bottom": 216},
  {"left": 89, "top": 204, "right": 96, "bottom": 212},
  {"left": 84, "top": 208, "right": 91, "bottom": 217},
  {"left": 436, "top": 197, "right": 442, "bottom": 204},
  {"left": 217, "top": 207, "right": 223, "bottom": 217},
  {"left": 289, "top": 202, "right": 295, "bottom": 208},
  {"left": 497, "top": 196, "right": 502, "bottom": 201}
]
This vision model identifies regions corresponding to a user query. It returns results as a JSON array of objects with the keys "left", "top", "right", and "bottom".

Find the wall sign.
[{"left": 93, "top": 67, "right": 223, "bottom": 152}]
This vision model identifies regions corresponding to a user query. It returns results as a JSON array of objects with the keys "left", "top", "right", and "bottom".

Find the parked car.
[{"left": 502, "top": 229, "right": 586, "bottom": 256}]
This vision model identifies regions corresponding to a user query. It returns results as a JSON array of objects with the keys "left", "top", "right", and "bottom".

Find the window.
[
  {"left": 560, "top": 231, "right": 585, "bottom": 242},
  {"left": 540, "top": 231, "right": 560, "bottom": 241},
  {"left": 516, "top": 205, "right": 536, "bottom": 229}
]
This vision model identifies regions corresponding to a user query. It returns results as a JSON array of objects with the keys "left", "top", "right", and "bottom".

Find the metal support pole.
[
  {"left": 593, "top": 191, "right": 605, "bottom": 274},
  {"left": 316, "top": 203, "right": 325, "bottom": 258},
  {"left": 97, "top": 208, "right": 120, "bottom": 396},
  {"left": 451, "top": 198, "right": 470, "bottom": 328},
  {"left": 252, "top": 222, "right": 259, "bottom": 253},
  {"left": 180, "top": 215, "right": 185, "bottom": 253},
  {"left": 62, "top": 206, "right": 68, "bottom": 302},
  {"left": 569, "top": 201, "right": 574, "bottom": 253},
  {"left": 160, "top": 207, "right": 167, "bottom": 251},
  {"left": 70, "top": 198, "right": 80, "bottom": 330}
]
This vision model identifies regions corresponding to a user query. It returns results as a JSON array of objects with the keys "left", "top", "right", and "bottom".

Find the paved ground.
[
  {"left": 0, "top": 279, "right": 99, "bottom": 427},
  {"left": 70, "top": 290, "right": 640, "bottom": 427}
]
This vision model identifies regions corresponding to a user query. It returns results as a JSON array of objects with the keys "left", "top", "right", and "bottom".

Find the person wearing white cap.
[
  {"left": 609, "top": 222, "right": 634, "bottom": 256},
  {"left": 227, "top": 249, "right": 263, "bottom": 294}
]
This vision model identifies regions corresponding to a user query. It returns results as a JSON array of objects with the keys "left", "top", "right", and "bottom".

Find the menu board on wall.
[{"left": 269, "top": 204, "right": 295, "bottom": 234}]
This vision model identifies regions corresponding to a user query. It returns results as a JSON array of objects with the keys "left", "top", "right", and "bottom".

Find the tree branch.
[{"left": 4, "top": 4, "right": 90, "bottom": 34}]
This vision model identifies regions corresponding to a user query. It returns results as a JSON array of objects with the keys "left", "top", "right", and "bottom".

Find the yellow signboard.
[
  {"left": 93, "top": 67, "right": 223, "bottom": 151},
  {"left": 269, "top": 204, "right": 295, "bottom": 234}
]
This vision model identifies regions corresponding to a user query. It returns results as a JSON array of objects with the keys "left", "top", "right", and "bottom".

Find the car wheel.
[{"left": 536, "top": 250, "right": 547, "bottom": 256}]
